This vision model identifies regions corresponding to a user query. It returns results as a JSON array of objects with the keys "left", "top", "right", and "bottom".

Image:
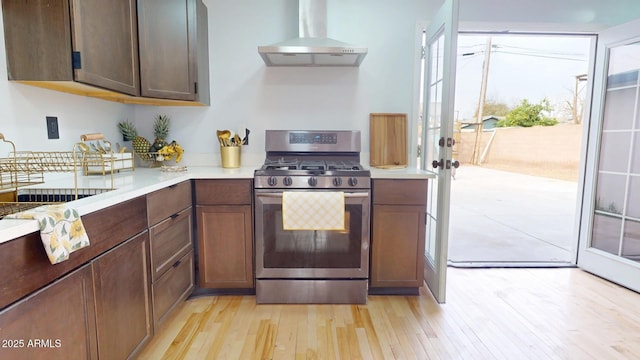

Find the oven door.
[{"left": 254, "top": 190, "right": 370, "bottom": 279}]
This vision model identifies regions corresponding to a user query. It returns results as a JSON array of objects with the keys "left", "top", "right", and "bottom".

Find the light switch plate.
[{"left": 46, "top": 116, "right": 59, "bottom": 139}]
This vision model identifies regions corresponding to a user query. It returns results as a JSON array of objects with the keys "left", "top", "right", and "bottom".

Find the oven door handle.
[{"left": 256, "top": 192, "right": 369, "bottom": 198}]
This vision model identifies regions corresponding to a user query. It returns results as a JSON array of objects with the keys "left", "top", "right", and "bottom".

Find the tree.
[
  {"left": 497, "top": 98, "right": 558, "bottom": 127},
  {"left": 474, "top": 98, "right": 510, "bottom": 118}
]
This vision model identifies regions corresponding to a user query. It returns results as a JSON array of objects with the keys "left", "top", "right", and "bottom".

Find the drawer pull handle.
[
  {"left": 172, "top": 260, "right": 182, "bottom": 268},
  {"left": 170, "top": 213, "right": 180, "bottom": 219}
]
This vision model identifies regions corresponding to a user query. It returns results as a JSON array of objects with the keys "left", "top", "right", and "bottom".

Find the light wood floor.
[{"left": 137, "top": 268, "right": 640, "bottom": 359}]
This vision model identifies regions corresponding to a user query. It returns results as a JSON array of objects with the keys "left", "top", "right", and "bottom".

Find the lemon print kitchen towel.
[
  {"left": 282, "top": 191, "right": 345, "bottom": 230},
  {"left": 6, "top": 204, "right": 90, "bottom": 264}
]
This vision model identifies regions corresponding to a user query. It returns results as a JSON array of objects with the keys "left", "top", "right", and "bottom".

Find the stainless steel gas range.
[{"left": 254, "top": 130, "right": 371, "bottom": 304}]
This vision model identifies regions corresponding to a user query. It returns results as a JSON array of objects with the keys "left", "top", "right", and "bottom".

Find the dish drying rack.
[{"left": 0, "top": 133, "right": 117, "bottom": 218}]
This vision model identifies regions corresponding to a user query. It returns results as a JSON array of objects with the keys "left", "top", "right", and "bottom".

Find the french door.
[
  {"left": 420, "top": 0, "right": 459, "bottom": 303},
  {"left": 578, "top": 17, "right": 640, "bottom": 292}
]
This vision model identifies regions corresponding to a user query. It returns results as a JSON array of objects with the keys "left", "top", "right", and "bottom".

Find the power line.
[
  {"left": 494, "top": 44, "right": 586, "bottom": 57},
  {"left": 458, "top": 49, "right": 586, "bottom": 61},
  {"left": 492, "top": 50, "right": 586, "bottom": 61}
]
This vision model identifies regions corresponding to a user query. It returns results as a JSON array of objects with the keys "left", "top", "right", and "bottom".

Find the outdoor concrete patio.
[{"left": 448, "top": 165, "right": 578, "bottom": 267}]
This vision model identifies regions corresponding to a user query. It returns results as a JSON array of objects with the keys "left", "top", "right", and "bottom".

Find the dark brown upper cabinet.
[
  {"left": 1, "top": 0, "right": 209, "bottom": 106},
  {"left": 71, "top": 0, "right": 140, "bottom": 96},
  {"left": 138, "top": 0, "right": 209, "bottom": 104}
]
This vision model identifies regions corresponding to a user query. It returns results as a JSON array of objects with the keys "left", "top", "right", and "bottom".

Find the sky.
[{"left": 454, "top": 34, "right": 593, "bottom": 122}]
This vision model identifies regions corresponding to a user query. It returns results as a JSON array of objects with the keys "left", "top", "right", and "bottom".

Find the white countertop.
[
  {"left": 1, "top": 165, "right": 435, "bottom": 244},
  {"left": 370, "top": 167, "right": 437, "bottom": 179}
]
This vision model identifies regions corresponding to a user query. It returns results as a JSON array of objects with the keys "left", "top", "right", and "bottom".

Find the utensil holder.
[{"left": 220, "top": 146, "right": 241, "bottom": 168}]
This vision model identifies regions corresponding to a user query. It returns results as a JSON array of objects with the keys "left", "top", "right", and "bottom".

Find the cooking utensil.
[
  {"left": 233, "top": 134, "right": 242, "bottom": 146},
  {"left": 242, "top": 128, "right": 250, "bottom": 145},
  {"left": 77, "top": 143, "right": 91, "bottom": 153},
  {"left": 217, "top": 130, "right": 231, "bottom": 146}
]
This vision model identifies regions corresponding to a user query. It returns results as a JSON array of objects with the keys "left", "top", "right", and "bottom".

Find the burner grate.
[
  {"left": 326, "top": 161, "right": 363, "bottom": 171},
  {"left": 263, "top": 158, "right": 299, "bottom": 170},
  {"left": 299, "top": 160, "right": 326, "bottom": 171}
]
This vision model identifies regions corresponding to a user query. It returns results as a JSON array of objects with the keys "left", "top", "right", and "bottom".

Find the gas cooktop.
[
  {"left": 261, "top": 159, "right": 365, "bottom": 172},
  {"left": 254, "top": 130, "right": 370, "bottom": 189}
]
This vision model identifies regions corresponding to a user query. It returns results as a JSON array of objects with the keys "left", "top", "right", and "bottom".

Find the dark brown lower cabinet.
[
  {"left": 196, "top": 205, "right": 253, "bottom": 290},
  {"left": 92, "top": 231, "right": 152, "bottom": 359},
  {"left": 370, "top": 179, "right": 428, "bottom": 295},
  {"left": 371, "top": 205, "right": 426, "bottom": 289},
  {"left": 0, "top": 264, "right": 97, "bottom": 360},
  {"left": 152, "top": 251, "right": 194, "bottom": 328}
]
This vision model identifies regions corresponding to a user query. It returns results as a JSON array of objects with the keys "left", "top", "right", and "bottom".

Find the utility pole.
[
  {"left": 471, "top": 36, "right": 492, "bottom": 165},
  {"left": 573, "top": 74, "right": 588, "bottom": 124}
]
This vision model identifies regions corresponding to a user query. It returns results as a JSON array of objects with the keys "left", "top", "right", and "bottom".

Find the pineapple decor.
[
  {"left": 150, "top": 115, "right": 170, "bottom": 152},
  {"left": 118, "top": 115, "right": 185, "bottom": 165},
  {"left": 117, "top": 120, "right": 152, "bottom": 161}
]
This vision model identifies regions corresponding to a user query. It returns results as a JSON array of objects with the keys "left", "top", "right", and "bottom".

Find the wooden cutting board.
[{"left": 369, "top": 113, "right": 408, "bottom": 169}]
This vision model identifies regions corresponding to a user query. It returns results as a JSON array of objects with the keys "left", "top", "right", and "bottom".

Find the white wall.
[
  {"left": 0, "top": 0, "right": 428, "bottom": 166},
  {"left": 0, "top": 11, "right": 133, "bottom": 153},
  {"left": 5, "top": 0, "right": 636, "bottom": 165},
  {"left": 134, "top": 0, "right": 430, "bottom": 166}
]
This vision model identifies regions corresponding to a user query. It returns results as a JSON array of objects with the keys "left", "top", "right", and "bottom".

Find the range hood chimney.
[{"left": 258, "top": 0, "right": 367, "bottom": 67}]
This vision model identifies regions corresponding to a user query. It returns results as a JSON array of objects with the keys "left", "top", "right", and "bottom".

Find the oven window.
[{"left": 262, "top": 204, "right": 363, "bottom": 268}]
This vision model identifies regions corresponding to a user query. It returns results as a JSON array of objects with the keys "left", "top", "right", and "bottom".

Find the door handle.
[
  {"left": 256, "top": 192, "right": 369, "bottom": 198},
  {"left": 433, "top": 159, "right": 459, "bottom": 169}
]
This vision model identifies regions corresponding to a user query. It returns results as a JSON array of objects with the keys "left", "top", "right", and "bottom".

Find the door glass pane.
[
  {"left": 602, "top": 87, "right": 636, "bottom": 130},
  {"left": 592, "top": 214, "right": 622, "bottom": 255},
  {"left": 627, "top": 176, "right": 640, "bottom": 218},
  {"left": 622, "top": 219, "right": 640, "bottom": 261},
  {"left": 631, "top": 135, "right": 640, "bottom": 172},
  {"left": 591, "top": 41, "right": 640, "bottom": 257},
  {"left": 597, "top": 132, "right": 631, "bottom": 173},
  {"left": 425, "top": 32, "right": 445, "bottom": 263},
  {"left": 595, "top": 173, "right": 626, "bottom": 215}
]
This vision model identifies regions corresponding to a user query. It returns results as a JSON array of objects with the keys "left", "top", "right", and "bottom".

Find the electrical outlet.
[{"left": 46, "top": 116, "right": 59, "bottom": 139}]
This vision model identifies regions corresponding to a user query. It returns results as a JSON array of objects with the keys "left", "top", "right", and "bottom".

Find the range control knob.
[
  {"left": 308, "top": 177, "right": 318, "bottom": 186},
  {"left": 267, "top": 176, "right": 277, "bottom": 186},
  {"left": 333, "top": 177, "right": 343, "bottom": 187},
  {"left": 283, "top": 176, "right": 293, "bottom": 186},
  {"left": 348, "top": 177, "right": 358, "bottom": 187}
]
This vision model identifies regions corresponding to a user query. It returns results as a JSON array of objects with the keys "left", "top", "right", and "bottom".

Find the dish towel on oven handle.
[
  {"left": 282, "top": 191, "right": 345, "bottom": 230},
  {"left": 5, "top": 204, "right": 90, "bottom": 264}
]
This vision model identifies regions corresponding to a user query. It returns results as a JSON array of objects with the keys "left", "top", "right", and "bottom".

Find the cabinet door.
[
  {"left": 152, "top": 251, "right": 194, "bottom": 329},
  {"left": 1, "top": 0, "right": 73, "bottom": 81},
  {"left": 137, "top": 0, "right": 197, "bottom": 101},
  {"left": 70, "top": 0, "right": 140, "bottom": 95},
  {"left": 197, "top": 205, "right": 253, "bottom": 289},
  {"left": 0, "top": 264, "right": 97, "bottom": 360},
  {"left": 93, "top": 232, "right": 152, "bottom": 360},
  {"left": 147, "top": 181, "right": 193, "bottom": 226},
  {"left": 149, "top": 207, "right": 193, "bottom": 282},
  {"left": 371, "top": 205, "right": 426, "bottom": 288}
]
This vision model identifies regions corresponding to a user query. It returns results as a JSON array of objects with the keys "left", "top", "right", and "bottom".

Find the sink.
[
  {"left": 1, "top": 188, "right": 112, "bottom": 219},
  {"left": 16, "top": 188, "right": 111, "bottom": 203}
]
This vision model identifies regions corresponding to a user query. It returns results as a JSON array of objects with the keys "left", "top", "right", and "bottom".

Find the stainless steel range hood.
[{"left": 258, "top": 0, "right": 367, "bottom": 67}]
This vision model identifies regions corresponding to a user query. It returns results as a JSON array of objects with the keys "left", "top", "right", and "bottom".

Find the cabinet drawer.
[
  {"left": 372, "top": 179, "right": 428, "bottom": 205},
  {"left": 149, "top": 207, "right": 193, "bottom": 282},
  {"left": 195, "top": 179, "right": 252, "bottom": 205},
  {"left": 147, "top": 181, "right": 192, "bottom": 225},
  {"left": 152, "top": 251, "right": 194, "bottom": 328}
]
